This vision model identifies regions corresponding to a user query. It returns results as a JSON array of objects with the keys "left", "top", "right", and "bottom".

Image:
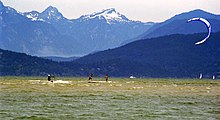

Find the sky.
[{"left": 1, "top": 0, "right": 220, "bottom": 22}]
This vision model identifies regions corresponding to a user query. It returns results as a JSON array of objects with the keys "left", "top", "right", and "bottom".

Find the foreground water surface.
[{"left": 0, "top": 77, "right": 220, "bottom": 120}]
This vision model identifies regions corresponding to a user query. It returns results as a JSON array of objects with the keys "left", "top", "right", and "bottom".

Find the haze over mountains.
[
  {"left": 1, "top": 1, "right": 220, "bottom": 57},
  {"left": 0, "top": 1, "right": 153, "bottom": 56},
  {"left": 1, "top": 32, "right": 220, "bottom": 78},
  {"left": 1, "top": 1, "right": 220, "bottom": 78}
]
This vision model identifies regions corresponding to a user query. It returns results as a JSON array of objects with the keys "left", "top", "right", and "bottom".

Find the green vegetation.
[{"left": 0, "top": 77, "right": 220, "bottom": 119}]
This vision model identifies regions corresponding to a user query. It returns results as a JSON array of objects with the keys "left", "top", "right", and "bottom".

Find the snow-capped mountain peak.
[
  {"left": 37, "top": 6, "right": 65, "bottom": 22},
  {"left": 81, "top": 8, "right": 129, "bottom": 24},
  {"left": 23, "top": 11, "right": 42, "bottom": 21},
  {"left": 22, "top": 6, "right": 65, "bottom": 22},
  {"left": 44, "top": 6, "right": 59, "bottom": 15}
]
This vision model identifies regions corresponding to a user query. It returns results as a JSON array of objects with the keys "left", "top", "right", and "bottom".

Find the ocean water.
[{"left": 0, "top": 78, "right": 220, "bottom": 120}]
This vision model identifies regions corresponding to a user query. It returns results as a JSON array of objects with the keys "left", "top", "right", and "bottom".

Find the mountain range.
[
  {"left": 1, "top": 1, "right": 220, "bottom": 78},
  {"left": 1, "top": 1, "right": 220, "bottom": 57},
  {"left": 142, "top": 9, "right": 220, "bottom": 38},
  {"left": 76, "top": 31, "right": 220, "bottom": 78},
  {"left": 0, "top": 1, "right": 153, "bottom": 56},
  {"left": 123, "top": 9, "right": 220, "bottom": 45},
  {"left": 1, "top": 32, "right": 220, "bottom": 78}
]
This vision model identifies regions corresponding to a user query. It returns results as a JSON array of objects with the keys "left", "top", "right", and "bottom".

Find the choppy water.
[{"left": 0, "top": 78, "right": 220, "bottom": 120}]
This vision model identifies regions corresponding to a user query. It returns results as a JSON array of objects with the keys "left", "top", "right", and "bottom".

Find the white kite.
[{"left": 187, "top": 18, "right": 211, "bottom": 45}]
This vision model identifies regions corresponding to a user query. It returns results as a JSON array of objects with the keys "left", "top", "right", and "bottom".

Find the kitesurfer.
[
  {"left": 48, "top": 74, "right": 55, "bottom": 82},
  {"left": 88, "top": 74, "right": 93, "bottom": 81},
  {"left": 105, "top": 74, "right": 109, "bottom": 82}
]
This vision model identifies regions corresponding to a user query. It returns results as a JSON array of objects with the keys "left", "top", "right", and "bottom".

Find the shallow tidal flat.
[{"left": 0, "top": 77, "right": 220, "bottom": 120}]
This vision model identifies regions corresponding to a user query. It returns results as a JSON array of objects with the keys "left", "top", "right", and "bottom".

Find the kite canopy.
[{"left": 187, "top": 18, "right": 211, "bottom": 45}]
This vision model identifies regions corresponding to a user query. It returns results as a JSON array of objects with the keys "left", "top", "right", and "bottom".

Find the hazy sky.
[{"left": 1, "top": 0, "right": 220, "bottom": 22}]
